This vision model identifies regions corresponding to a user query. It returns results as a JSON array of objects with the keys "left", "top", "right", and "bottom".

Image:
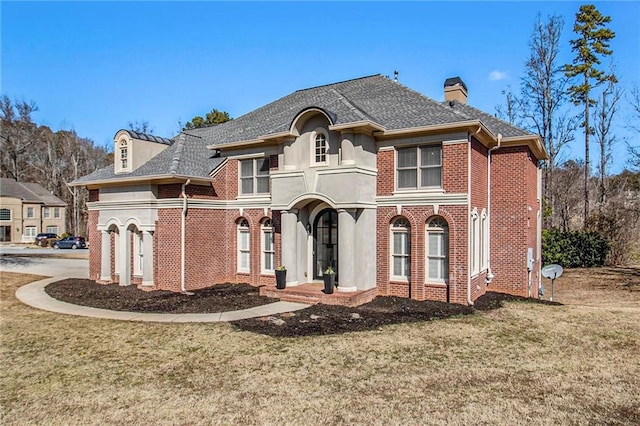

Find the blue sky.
[{"left": 2, "top": 1, "right": 639, "bottom": 173}]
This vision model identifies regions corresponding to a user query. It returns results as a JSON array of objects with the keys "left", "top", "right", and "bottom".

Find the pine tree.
[{"left": 564, "top": 4, "right": 616, "bottom": 227}]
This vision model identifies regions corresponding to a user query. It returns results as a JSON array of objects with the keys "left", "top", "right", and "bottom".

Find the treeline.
[
  {"left": 0, "top": 96, "right": 111, "bottom": 236},
  {"left": 496, "top": 4, "right": 640, "bottom": 265}
]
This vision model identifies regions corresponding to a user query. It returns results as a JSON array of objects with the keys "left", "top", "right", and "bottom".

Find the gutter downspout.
[
  {"left": 181, "top": 179, "right": 191, "bottom": 294},
  {"left": 485, "top": 133, "right": 502, "bottom": 285},
  {"left": 467, "top": 134, "right": 473, "bottom": 306}
]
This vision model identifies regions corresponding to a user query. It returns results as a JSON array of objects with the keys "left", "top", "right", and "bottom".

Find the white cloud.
[{"left": 489, "top": 70, "right": 508, "bottom": 81}]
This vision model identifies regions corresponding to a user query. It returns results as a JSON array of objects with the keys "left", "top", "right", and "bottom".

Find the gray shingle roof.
[
  {"left": 75, "top": 74, "right": 534, "bottom": 185},
  {"left": 123, "top": 130, "right": 173, "bottom": 145},
  {"left": 0, "top": 178, "right": 66, "bottom": 206}
]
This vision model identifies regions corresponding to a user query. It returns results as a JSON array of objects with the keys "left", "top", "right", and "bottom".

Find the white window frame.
[
  {"left": 43, "top": 207, "right": 50, "bottom": 219},
  {"left": 261, "top": 219, "right": 275, "bottom": 274},
  {"left": 237, "top": 219, "right": 250, "bottom": 273},
  {"left": 114, "top": 231, "right": 120, "bottom": 275},
  {"left": 46, "top": 226, "right": 58, "bottom": 234},
  {"left": 470, "top": 208, "right": 479, "bottom": 276},
  {"left": 480, "top": 210, "right": 488, "bottom": 271},
  {"left": 390, "top": 218, "right": 411, "bottom": 281},
  {"left": 0, "top": 208, "right": 11, "bottom": 221},
  {"left": 133, "top": 231, "right": 143, "bottom": 276},
  {"left": 396, "top": 144, "right": 443, "bottom": 190},
  {"left": 239, "top": 158, "right": 270, "bottom": 196},
  {"left": 54, "top": 208, "right": 60, "bottom": 219},
  {"left": 24, "top": 226, "right": 37, "bottom": 238},
  {"left": 311, "top": 128, "right": 329, "bottom": 166},
  {"left": 118, "top": 139, "right": 129, "bottom": 171},
  {"left": 426, "top": 217, "right": 449, "bottom": 283},
  {"left": 26, "top": 207, "right": 34, "bottom": 218}
]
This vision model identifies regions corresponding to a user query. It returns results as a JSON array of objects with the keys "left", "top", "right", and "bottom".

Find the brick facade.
[{"left": 87, "top": 139, "right": 541, "bottom": 306}]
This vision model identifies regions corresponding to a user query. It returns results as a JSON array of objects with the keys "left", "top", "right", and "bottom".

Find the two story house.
[
  {"left": 0, "top": 178, "right": 67, "bottom": 243},
  {"left": 73, "top": 75, "right": 546, "bottom": 306}
]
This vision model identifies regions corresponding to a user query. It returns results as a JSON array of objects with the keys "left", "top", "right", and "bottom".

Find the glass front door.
[{"left": 313, "top": 209, "right": 338, "bottom": 280}]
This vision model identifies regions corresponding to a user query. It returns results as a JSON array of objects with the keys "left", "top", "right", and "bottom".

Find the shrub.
[{"left": 542, "top": 228, "right": 610, "bottom": 267}]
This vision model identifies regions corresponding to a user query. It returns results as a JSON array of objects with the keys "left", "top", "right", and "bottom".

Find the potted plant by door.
[
  {"left": 275, "top": 265, "right": 287, "bottom": 290},
  {"left": 323, "top": 266, "right": 336, "bottom": 294}
]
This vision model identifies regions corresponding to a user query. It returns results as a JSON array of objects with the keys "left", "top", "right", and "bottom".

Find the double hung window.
[
  {"left": 261, "top": 219, "right": 275, "bottom": 273},
  {"left": 426, "top": 217, "right": 449, "bottom": 282},
  {"left": 396, "top": 145, "right": 442, "bottom": 189},
  {"left": 237, "top": 219, "right": 250, "bottom": 273},
  {"left": 240, "top": 158, "right": 269, "bottom": 195}
]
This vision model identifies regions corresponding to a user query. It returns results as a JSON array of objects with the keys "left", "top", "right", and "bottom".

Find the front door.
[{"left": 313, "top": 209, "right": 338, "bottom": 280}]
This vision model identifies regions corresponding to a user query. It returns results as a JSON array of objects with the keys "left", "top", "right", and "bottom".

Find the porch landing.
[{"left": 260, "top": 283, "right": 378, "bottom": 307}]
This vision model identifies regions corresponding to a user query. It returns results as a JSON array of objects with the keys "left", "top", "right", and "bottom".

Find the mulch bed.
[
  {"left": 44, "top": 279, "right": 560, "bottom": 336},
  {"left": 45, "top": 279, "right": 270, "bottom": 313}
]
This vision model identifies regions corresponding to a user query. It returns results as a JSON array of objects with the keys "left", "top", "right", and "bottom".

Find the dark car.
[
  {"left": 52, "top": 236, "right": 87, "bottom": 250},
  {"left": 35, "top": 233, "right": 60, "bottom": 247}
]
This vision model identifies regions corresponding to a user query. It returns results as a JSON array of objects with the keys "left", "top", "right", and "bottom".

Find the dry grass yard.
[{"left": 1, "top": 267, "right": 639, "bottom": 425}]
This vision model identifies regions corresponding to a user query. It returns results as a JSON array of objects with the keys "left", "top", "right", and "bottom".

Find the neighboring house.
[
  {"left": 0, "top": 178, "right": 67, "bottom": 243},
  {"left": 72, "top": 75, "right": 546, "bottom": 305}
]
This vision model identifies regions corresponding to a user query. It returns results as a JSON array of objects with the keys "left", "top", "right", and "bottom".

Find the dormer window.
[
  {"left": 119, "top": 140, "right": 129, "bottom": 170},
  {"left": 311, "top": 128, "right": 329, "bottom": 165}
]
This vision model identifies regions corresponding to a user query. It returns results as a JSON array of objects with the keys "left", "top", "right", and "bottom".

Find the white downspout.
[
  {"left": 467, "top": 134, "right": 473, "bottom": 306},
  {"left": 181, "top": 179, "right": 191, "bottom": 293},
  {"left": 485, "top": 133, "right": 502, "bottom": 285}
]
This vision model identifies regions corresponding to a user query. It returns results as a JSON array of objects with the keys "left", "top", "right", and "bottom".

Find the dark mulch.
[
  {"left": 44, "top": 279, "right": 561, "bottom": 336},
  {"left": 45, "top": 279, "right": 271, "bottom": 313}
]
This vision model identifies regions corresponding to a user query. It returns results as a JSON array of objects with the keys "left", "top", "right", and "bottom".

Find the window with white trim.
[
  {"left": 261, "top": 219, "right": 275, "bottom": 273},
  {"left": 426, "top": 217, "right": 449, "bottom": 282},
  {"left": 54, "top": 208, "right": 61, "bottom": 219},
  {"left": 24, "top": 226, "right": 37, "bottom": 238},
  {"left": 43, "top": 207, "right": 50, "bottom": 219},
  {"left": 26, "top": 207, "right": 34, "bottom": 218},
  {"left": 0, "top": 208, "right": 10, "bottom": 221},
  {"left": 480, "top": 210, "right": 488, "bottom": 271},
  {"left": 134, "top": 231, "right": 143, "bottom": 276},
  {"left": 396, "top": 145, "right": 442, "bottom": 189},
  {"left": 312, "top": 129, "right": 329, "bottom": 165},
  {"left": 471, "top": 209, "right": 479, "bottom": 275},
  {"left": 46, "top": 226, "right": 58, "bottom": 234},
  {"left": 237, "top": 219, "right": 250, "bottom": 273},
  {"left": 119, "top": 139, "right": 129, "bottom": 170},
  {"left": 391, "top": 217, "right": 411, "bottom": 280},
  {"left": 239, "top": 158, "right": 270, "bottom": 195}
]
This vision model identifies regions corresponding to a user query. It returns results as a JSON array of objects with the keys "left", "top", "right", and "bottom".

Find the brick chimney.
[{"left": 444, "top": 77, "right": 468, "bottom": 104}]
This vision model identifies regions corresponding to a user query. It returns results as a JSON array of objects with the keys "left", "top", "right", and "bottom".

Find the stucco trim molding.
[{"left": 376, "top": 192, "right": 468, "bottom": 206}]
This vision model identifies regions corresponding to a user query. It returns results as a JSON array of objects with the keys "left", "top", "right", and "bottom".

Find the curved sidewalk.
[{"left": 16, "top": 277, "right": 311, "bottom": 323}]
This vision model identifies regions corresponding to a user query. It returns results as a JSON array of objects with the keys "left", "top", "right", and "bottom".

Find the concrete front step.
[{"left": 260, "top": 283, "right": 378, "bottom": 307}]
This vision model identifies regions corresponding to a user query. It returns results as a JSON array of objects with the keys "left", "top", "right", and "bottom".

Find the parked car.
[
  {"left": 35, "top": 233, "right": 60, "bottom": 247},
  {"left": 52, "top": 236, "right": 87, "bottom": 250}
]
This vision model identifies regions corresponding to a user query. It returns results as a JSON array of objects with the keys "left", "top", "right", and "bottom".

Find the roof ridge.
[
  {"left": 444, "top": 100, "right": 535, "bottom": 136},
  {"left": 295, "top": 74, "right": 382, "bottom": 93},
  {"left": 329, "top": 88, "right": 370, "bottom": 122},
  {"left": 169, "top": 133, "right": 187, "bottom": 174}
]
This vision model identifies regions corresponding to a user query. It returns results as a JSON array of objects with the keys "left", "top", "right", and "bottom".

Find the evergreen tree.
[{"left": 564, "top": 4, "right": 616, "bottom": 227}]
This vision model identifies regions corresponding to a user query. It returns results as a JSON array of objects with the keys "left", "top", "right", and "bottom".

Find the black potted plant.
[
  {"left": 275, "top": 265, "right": 287, "bottom": 290},
  {"left": 323, "top": 266, "right": 336, "bottom": 294}
]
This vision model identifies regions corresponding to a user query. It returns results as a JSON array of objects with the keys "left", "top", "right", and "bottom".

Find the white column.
[
  {"left": 338, "top": 208, "right": 357, "bottom": 292},
  {"left": 120, "top": 227, "right": 131, "bottom": 286},
  {"left": 281, "top": 209, "right": 298, "bottom": 286},
  {"left": 141, "top": 230, "right": 154, "bottom": 287},
  {"left": 100, "top": 230, "right": 111, "bottom": 282}
]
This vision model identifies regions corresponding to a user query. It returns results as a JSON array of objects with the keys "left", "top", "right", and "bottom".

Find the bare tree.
[
  {"left": 627, "top": 85, "right": 640, "bottom": 171},
  {"left": 0, "top": 96, "right": 39, "bottom": 181},
  {"left": 593, "top": 73, "right": 622, "bottom": 207},
  {"left": 127, "top": 120, "right": 153, "bottom": 134},
  {"left": 515, "top": 14, "right": 577, "bottom": 228},
  {"left": 495, "top": 86, "right": 523, "bottom": 125}
]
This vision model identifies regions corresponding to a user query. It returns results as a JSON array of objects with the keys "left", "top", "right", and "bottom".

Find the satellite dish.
[{"left": 541, "top": 264, "right": 563, "bottom": 280}]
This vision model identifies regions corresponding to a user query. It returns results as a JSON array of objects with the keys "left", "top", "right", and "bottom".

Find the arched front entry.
[{"left": 313, "top": 208, "right": 338, "bottom": 281}]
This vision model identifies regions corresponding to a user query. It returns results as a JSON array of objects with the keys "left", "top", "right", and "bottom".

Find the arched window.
[
  {"left": 119, "top": 139, "right": 129, "bottom": 170},
  {"left": 312, "top": 128, "right": 329, "bottom": 165},
  {"left": 426, "top": 217, "right": 449, "bottom": 282},
  {"left": 261, "top": 219, "right": 274, "bottom": 273},
  {"left": 390, "top": 217, "right": 411, "bottom": 280},
  {"left": 470, "top": 208, "right": 479, "bottom": 275},
  {"left": 237, "top": 219, "right": 250, "bottom": 273},
  {"left": 480, "top": 210, "right": 488, "bottom": 270}
]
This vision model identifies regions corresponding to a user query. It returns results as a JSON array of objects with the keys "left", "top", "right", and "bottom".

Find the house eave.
[
  {"left": 501, "top": 135, "right": 548, "bottom": 161},
  {"left": 374, "top": 120, "right": 497, "bottom": 145},
  {"left": 70, "top": 174, "right": 212, "bottom": 189}
]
